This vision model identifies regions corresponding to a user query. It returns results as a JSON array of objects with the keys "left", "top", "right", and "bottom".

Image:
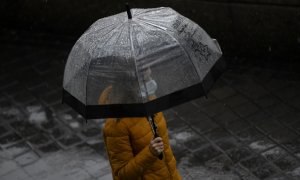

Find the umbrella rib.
[
  {"left": 107, "top": 22, "right": 127, "bottom": 47},
  {"left": 96, "top": 23, "right": 126, "bottom": 49},
  {"left": 128, "top": 21, "right": 146, "bottom": 105},
  {"left": 132, "top": 9, "right": 149, "bottom": 17}
]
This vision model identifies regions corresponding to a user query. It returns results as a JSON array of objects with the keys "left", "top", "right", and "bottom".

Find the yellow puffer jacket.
[{"left": 99, "top": 86, "right": 182, "bottom": 180}]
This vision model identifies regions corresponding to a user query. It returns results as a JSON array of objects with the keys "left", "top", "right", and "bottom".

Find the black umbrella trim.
[{"left": 62, "top": 57, "right": 226, "bottom": 119}]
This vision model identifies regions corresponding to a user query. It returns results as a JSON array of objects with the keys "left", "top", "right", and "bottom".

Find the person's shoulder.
[
  {"left": 155, "top": 112, "right": 166, "bottom": 122},
  {"left": 103, "top": 118, "right": 130, "bottom": 137}
]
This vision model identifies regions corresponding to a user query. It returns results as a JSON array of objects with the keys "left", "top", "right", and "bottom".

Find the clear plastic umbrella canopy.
[{"left": 62, "top": 7, "right": 225, "bottom": 119}]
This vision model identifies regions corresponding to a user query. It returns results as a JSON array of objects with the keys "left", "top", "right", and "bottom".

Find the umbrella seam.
[{"left": 129, "top": 21, "right": 147, "bottom": 106}]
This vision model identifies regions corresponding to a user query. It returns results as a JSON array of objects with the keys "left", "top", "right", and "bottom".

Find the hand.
[{"left": 149, "top": 137, "right": 164, "bottom": 156}]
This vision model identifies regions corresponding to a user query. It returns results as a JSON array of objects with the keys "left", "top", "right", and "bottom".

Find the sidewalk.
[{"left": 0, "top": 32, "right": 300, "bottom": 180}]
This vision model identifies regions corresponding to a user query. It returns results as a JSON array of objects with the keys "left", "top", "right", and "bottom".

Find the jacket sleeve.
[{"left": 104, "top": 122, "right": 158, "bottom": 179}]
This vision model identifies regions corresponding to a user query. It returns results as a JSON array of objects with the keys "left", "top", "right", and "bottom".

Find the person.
[{"left": 98, "top": 68, "right": 182, "bottom": 180}]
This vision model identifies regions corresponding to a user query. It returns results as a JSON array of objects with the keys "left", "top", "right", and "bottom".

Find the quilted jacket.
[{"left": 99, "top": 86, "right": 182, "bottom": 180}]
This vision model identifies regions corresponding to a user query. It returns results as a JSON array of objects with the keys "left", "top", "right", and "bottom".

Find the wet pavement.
[{"left": 1, "top": 31, "right": 300, "bottom": 180}]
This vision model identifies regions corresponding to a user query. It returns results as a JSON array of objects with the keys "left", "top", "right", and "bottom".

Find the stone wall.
[{"left": 1, "top": 0, "right": 300, "bottom": 62}]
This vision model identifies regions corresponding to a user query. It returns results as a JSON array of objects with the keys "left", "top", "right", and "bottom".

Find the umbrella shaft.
[
  {"left": 148, "top": 115, "right": 158, "bottom": 137},
  {"left": 148, "top": 115, "right": 163, "bottom": 160}
]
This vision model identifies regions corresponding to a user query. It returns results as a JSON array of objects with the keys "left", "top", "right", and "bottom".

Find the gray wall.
[{"left": 1, "top": 0, "right": 300, "bottom": 62}]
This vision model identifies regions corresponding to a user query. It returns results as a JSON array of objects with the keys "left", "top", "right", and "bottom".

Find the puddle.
[
  {"left": 62, "top": 114, "right": 73, "bottom": 121},
  {"left": 27, "top": 106, "right": 48, "bottom": 126},
  {"left": 288, "top": 167, "right": 300, "bottom": 177},
  {"left": 249, "top": 140, "right": 274, "bottom": 151},
  {"left": 174, "top": 131, "right": 194, "bottom": 141},
  {"left": 261, "top": 147, "right": 287, "bottom": 161},
  {"left": 169, "top": 130, "right": 196, "bottom": 149},
  {"left": 0, "top": 107, "right": 21, "bottom": 119},
  {"left": 69, "top": 121, "right": 80, "bottom": 129}
]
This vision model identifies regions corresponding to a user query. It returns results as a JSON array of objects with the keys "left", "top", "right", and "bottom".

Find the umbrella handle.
[{"left": 148, "top": 115, "right": 163, "bottom": 160}]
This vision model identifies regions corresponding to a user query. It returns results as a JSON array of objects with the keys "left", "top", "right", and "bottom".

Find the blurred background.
[
  {"left": 2, "top": 0, "right": 300, "bottom": 66},
  {"left": 0, "top": 1, "right": 300, "bottom": 180}
]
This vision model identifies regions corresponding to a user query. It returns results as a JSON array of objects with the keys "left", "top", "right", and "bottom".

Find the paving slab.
[
  {"left": 0, "top": 169, "right": 32, "bottom": 180},
  {"left": 0, "top": 159, "right": 19, "bottom": 176}
]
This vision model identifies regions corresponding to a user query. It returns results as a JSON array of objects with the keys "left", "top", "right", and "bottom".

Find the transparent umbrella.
[
  {"left": 62, "top": 6, "right": 225, "bottom": 151},
  {"left": 63, "top": 5, "right": 224, "bottom": 117}
]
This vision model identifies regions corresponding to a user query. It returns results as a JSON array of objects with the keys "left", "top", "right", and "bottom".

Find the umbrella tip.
[{"left": 125, "top": 3, "right": 132, "bottom": 19}]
